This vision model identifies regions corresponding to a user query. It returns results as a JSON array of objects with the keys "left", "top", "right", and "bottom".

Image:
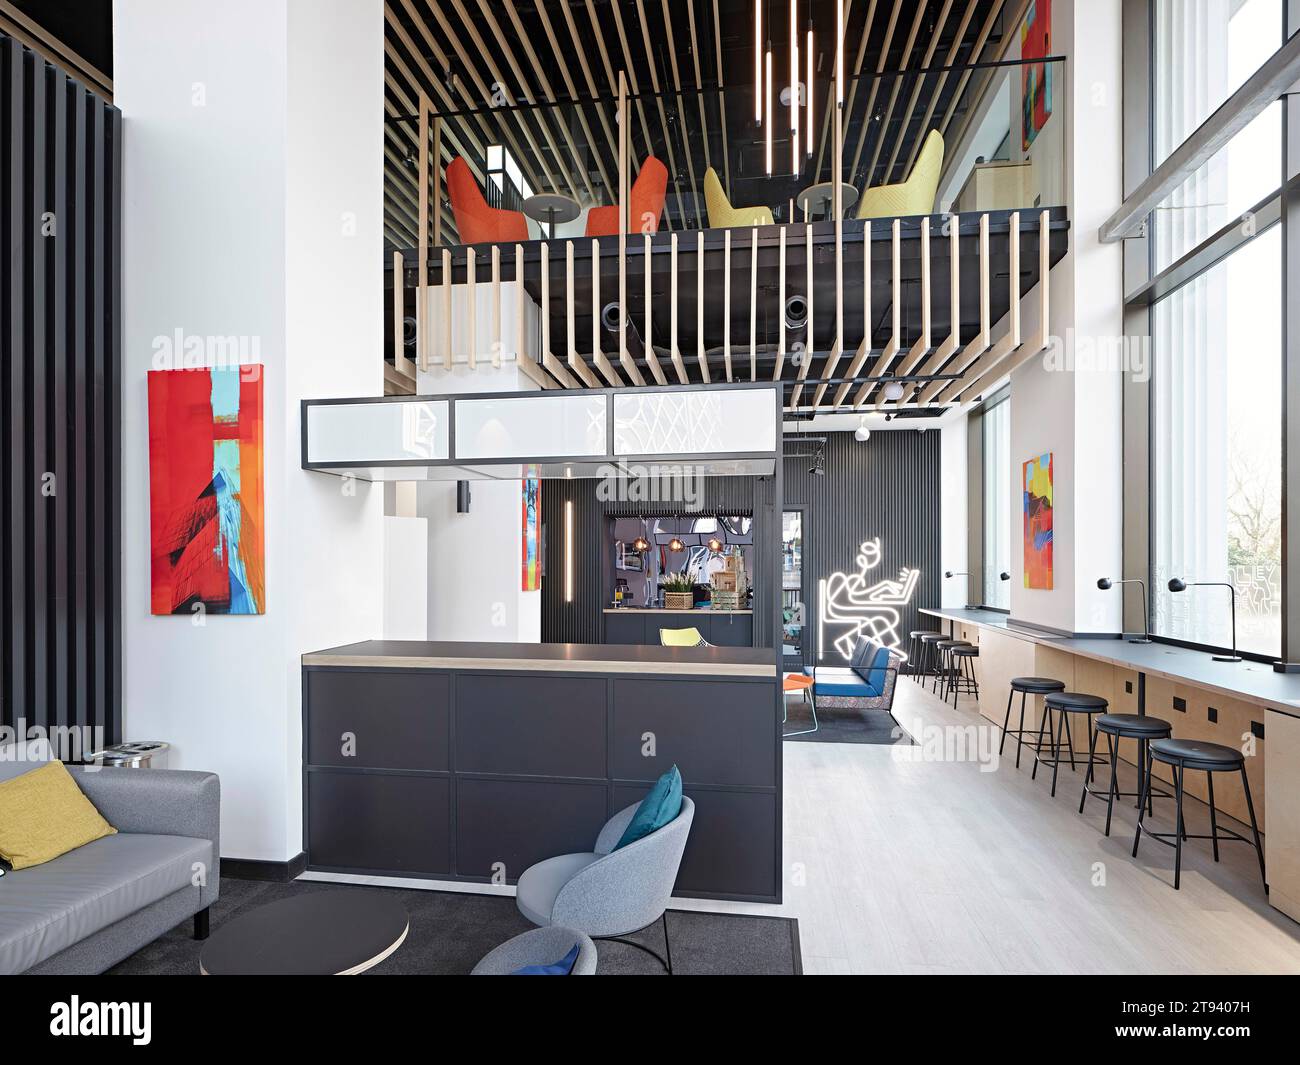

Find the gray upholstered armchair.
[{"left": 515, "top": 796, "right": 695, "bottom": 973}]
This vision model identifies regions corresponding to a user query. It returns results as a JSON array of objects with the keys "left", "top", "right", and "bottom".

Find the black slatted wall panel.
[
  {"left": 540, "top": 430, "right": 940, "bottom": 658},
  {"left": 1, "top": 34, "right": 121, "bottom": 747},
  {"left": 784, "top": 430, "right": 942, "bottom": 662}
]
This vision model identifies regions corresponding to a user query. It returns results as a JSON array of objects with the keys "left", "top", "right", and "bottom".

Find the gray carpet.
[
  {"left": 109, "top": 877, "right": 802, "bottom": 975},
  {"left": 783, "top": 700, "right": 916, "bottom": 744}
]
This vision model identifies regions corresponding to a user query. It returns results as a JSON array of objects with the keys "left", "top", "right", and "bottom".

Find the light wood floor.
[{"left": 673, "top": 675, "right": 1300, "bottom": 974}]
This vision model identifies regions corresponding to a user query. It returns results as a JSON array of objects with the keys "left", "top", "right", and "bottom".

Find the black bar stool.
[
  {"left": 1079, "top": 713, "right": 1174, "bottom": 835},
  {"left": 931, "top": 640, "right": 969, "bottom": 695},
  {"left": 917, "top": 633, "right": 946, "bottom": 683},
  {"left": 1132, "top": 738, "right": 1266, "bottom": 891},
  {"left": 906, "top": 630, "right": 931, "bottom": 678},
  {"left": 1033, "top": 692, "right": 1108, "bottom": 797},
  {"left": 948, "top": 645, "right": 979, "bottom": 707},
  {"left": 1001, "top": 677, "right": 1065, "bottom": 768}
]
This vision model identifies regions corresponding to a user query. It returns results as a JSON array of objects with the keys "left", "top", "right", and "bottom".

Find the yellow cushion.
[
  {"left": 0, "top": 760, "right": 116, "bottom": 870},
  {"left": 703, "top": 167, "right": 775, "bottom": 228},
  {"left": 660, "top": 626, "right": 706, "bottom": 647},
  {"left": 857, "top": 129, "right": 945, "bottom": 220}
]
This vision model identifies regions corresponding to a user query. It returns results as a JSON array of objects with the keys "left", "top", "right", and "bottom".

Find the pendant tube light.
[
  {"left": 790, "top": 0, "right": 799, "bottom": 174},
  {"left": 806, "top": 22, "right": 815, "bottom": 156},
  {"left": 835, "top": 0, "right": 844, "bottom": 106},
  {"left": 755, "top": 1, "right": 763, "bottom": 124},
  {"left": 765, "top": 45, "right": 774, "bottom": 174}
]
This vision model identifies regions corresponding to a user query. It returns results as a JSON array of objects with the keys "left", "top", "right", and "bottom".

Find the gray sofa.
[{"left": 0, "top": 741, "right": 220, "bottom": 975}]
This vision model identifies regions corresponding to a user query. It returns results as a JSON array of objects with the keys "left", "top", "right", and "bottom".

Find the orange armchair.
[
  {"left": 585, "top": 156, "right": 668, "bottom": 237},
  {"left": 446, "top": 157, "right": 530, "bottom": 245}
]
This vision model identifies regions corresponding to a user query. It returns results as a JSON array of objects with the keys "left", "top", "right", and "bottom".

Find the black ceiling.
[{"left": 383, "top": 0, "right": 1019, "bottom": 249}]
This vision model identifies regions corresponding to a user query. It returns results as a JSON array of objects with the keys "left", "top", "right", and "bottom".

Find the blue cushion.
[
  {"left": 512, "top": 942, "right": 581, "bottom": 975},
  {"left": 805, "top": 665, "right": 884, "bottom": 699},
  {"left": 853, "top": 644, "right": 892, "bottom": 692},
  {"left": 614, "top": 764, "right": 683, "bottom": 850}
]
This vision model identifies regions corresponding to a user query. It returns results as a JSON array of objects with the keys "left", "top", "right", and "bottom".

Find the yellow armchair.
[
  {"left": 704, "top": 167, "right": 774, "bottom": 228},
  {"left": 856, "top": 130, "right": 945, "bottom": 220},
  {"left": 660, "top": 626, "right": 708, "bottom": 647}
]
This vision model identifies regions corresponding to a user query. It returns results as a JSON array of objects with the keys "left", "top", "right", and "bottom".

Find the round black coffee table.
[{"left": 199, "top": 891, "right": 408, "bottom": 975}]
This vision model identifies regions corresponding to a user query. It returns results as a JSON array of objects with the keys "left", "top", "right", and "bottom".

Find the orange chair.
[
  {"left": 446, "top": 157, "right": 530, "bottom": 245},
  {"left": 585, "top": 156, "right": 668, "bottom": 237}
]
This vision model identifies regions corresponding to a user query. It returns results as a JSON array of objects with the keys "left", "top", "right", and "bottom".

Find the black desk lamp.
[
  {"left": 1167, "top": 578, "right": 1241, "bottom": 662},
  {"left": 1097, "top": 578, "right": 1152, "bottom": 643}
]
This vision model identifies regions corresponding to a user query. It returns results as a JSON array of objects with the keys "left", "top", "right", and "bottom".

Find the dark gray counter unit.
[{"left": 301, "top": 640, "right": 782, "bottom": 902}]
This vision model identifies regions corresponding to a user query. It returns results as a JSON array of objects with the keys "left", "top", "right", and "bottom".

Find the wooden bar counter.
[{"left": 921, "top": 608, "right": 1300, "bottom": 925}]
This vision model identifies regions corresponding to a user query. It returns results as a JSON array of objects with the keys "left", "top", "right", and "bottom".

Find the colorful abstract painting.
[
  {"left": 521, "top": 472, "right": 541, "bottom": 592},
  {"left": 148, "top": 367, "right": 265, "bottom": 615},
  {"left": 1021, "top": 0, "right": 1052, "bottom": 150},
  {"left": 1022, "top": 452, "right": 1053, "bottom": 590}
]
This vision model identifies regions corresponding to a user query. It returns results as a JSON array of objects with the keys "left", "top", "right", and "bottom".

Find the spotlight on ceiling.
[
  {"left": 883, "top": 380, "right": 905, "bottom": 402},
  {"left": 854, "top": 418, "right": 871, "bottom": 443}
]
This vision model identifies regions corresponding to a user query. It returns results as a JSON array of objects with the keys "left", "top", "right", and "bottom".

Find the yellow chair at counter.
[
  {"left": 856, "top": 129, "right": 945, "bottom": 220},
  {"left": 704, "top": 167, "right": 774, "bottom": 228},
  {"left": 660, "top": 627, "right": 709, "bottom": 647}
]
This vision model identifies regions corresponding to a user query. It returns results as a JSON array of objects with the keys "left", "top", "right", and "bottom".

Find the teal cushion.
[
  {"left": 512, "top": 942, "right": 581, "bottom": 975},
  {"left": 614, "top": 765, "right": 683, "bottom": 850}
]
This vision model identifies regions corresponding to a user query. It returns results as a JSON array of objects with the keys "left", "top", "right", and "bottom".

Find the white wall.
[
  {"left": 415, "top": 360, "right": 542, "bottom": 642},
  {"left": 939, "top": 417, "right": 969, "bottom": 607},
  {"left": 116, "top": 0, "right": 384, "bottom": 861},
  {"left": 997, "top": 0, "right": 1124, "bottom": 636}
]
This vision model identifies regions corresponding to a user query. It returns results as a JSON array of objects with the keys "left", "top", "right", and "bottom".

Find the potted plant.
[{"left": 661, "top": 573, "right": 695, "bottom": 611}]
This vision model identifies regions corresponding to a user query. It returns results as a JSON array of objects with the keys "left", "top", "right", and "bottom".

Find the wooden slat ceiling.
[{"left": 382, "top": 0, "right": 1012, "bottom": 251}]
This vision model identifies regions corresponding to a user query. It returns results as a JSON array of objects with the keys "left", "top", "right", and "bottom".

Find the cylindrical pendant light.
[
  {"left": 790, "top": 0, "right": 799, "bottom": 175},
  {"left": 755, "top": 0, "right": 763, "bottom": 124},
  {"left": 765, "top": 45, "right": 773, "bottom": 174},
  {"left": 835, "top": 0, "right": 844, "bottom": 106},
  {"left": 806, "top": 22, "right": 814, "bottom": 156}
]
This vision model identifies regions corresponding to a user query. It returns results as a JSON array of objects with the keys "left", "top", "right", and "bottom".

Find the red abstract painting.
[
  {"left": 1021, "top": 0, "right": 1052, "bottom": 150},
  {"left": 148, "top": 367, "right": 265, "bottom": 615}
]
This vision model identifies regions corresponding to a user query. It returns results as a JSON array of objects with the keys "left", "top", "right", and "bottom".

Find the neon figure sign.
[{"left": 818, "top": 538, "right": 920, "bottom": 660}]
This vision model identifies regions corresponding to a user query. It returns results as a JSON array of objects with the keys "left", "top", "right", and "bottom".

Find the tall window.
[
  {"left": 1152, "top": 0, "right": 1283, "bottom": 271},
  {"left": 1146, "top": 0, "right": 1286, "bottom": 659},
  {"left": 982, "top": 397, "right": 1011, "bottom": 610},
  {"left": 1151, "top": 228, "right": 1282, "bottom": 657}
]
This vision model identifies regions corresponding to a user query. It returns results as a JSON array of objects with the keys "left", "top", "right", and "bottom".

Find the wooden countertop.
[
  {"left": 921, "top": 607, "right": 1300, "bottom": 715},
  {"left": 602, "top": 607, "right": 753, "bottom": 615},
  {"left": 302, "top": 639, "right": 778, "bottom": 678}
]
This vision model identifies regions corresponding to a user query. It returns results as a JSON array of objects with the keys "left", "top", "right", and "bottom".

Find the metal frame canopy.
[{"left": 301, "top": 381, "right": 783, "bottom": 481}]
